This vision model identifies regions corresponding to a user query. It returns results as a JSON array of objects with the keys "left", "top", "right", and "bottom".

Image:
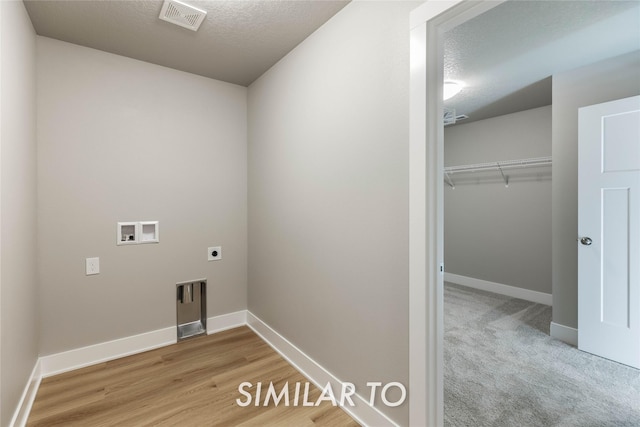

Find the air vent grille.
[{"left": 159, "top": 0, "right": 207, "bottom": 32}]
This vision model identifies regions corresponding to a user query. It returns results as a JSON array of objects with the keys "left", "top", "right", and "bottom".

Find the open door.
[{"left": 578, "top": 95, "right": 640, "bottom": 369}]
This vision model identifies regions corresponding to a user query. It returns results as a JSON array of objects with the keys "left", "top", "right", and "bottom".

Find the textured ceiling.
[
  {"left": 22, "top": 1, "right": 640, "bottom": 115},
  {"left": 444, "top": 0, "right": 640, "bottom": 124},
  {"left": 24, "top": 0, "right": 350, "bottom": 87}
]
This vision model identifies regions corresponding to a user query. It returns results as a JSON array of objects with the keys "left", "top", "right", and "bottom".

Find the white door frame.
[{"left": 409, "top": 1, "right": 505, "bottom": 425}]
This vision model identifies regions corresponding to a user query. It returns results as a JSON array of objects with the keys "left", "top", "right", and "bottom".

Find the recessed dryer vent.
[
  {"left": 159, "top": 0, "right": 207, "bottom": 31},
  {"left": 176, "top": 280, "right": 207, "bottom": 340}
]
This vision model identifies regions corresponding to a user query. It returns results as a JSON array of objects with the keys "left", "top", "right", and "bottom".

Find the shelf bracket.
[
  {"left": 444, "top": 171, "right": 455, "bottom": 189},
  {"left": 496, "top": 162, "right": 509, "bottom": 187}
]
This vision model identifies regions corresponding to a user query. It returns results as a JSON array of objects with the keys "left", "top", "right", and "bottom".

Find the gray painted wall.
[
  {"left": 247, "top": 2, "right": 418, "bottom": 425},
  {"left": 0, "top": 2, "right": 38, "bottom": 425},
  {"left": 37, "top": 37, "right": 248, "bottom": 355},
  {"left": 444, "top": 106, "right": 552, "bottom": 294},
  {"left": 552, "top": 50, "right": 640, "bottom": 329}
]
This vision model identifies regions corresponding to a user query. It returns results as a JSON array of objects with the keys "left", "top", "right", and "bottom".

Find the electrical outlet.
[
  {"left": 208, "top": 246, "right": 222, "bottom": 261},
  {"left": 86, "top": 257, "right": 100, "bottom": 275}
]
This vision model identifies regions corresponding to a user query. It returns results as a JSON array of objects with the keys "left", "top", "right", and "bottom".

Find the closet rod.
[{"left": 444, "top": 156, "right": 552, "bottom": 188}]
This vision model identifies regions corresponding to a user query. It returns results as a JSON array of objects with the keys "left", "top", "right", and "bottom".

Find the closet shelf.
[{"left": 444, "top": 156, "right": 552, "bottom": 188}]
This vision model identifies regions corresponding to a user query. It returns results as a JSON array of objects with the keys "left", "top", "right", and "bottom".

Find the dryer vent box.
[{"left": 177, "top": 280, "right": 207, "bottom": 340}]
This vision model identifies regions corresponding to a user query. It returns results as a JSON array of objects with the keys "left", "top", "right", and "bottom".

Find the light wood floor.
[{"left": 28, "top": 326, "right": 360, "bottom": 427}]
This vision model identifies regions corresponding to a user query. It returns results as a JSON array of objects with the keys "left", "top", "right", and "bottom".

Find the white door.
[{"left": 578, "top": 95, "right": 640, "bottom": 369}]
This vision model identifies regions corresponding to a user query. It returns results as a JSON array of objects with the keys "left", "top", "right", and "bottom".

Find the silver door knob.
[{"left": 580, "top": 237, "right": 592, "bottom": 246}]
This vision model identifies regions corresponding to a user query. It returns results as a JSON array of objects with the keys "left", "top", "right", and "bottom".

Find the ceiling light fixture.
[{"left": 444, "top": 81, "right": 463, "bottom": 100}]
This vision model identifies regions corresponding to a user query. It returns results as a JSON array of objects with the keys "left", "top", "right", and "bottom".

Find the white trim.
[
  {"left": 246, "top": 311, "right": 397, "bottom": 427},
  {"left": 207, "top": 310, "right": 246, "bottom": 334},
  {"left": 38, "top": 311, "right": 247, "bottom": 378},
  {"left": 409, "top": 19, "right": 429, "bottom": 427},
  {"left": 14, "top": 311, "right": 245, "bottom": 424},
  {"left": 9, "top": 359, "right": 42, "bottom": 427},
  {"left": 14, "top": 310, "right": 382, "bottom": 426},
  {"left": 410, "top": 2, "right": 508, "bottom": 425},
  {"left": 40, "top": 326, "right": 176, "bottom": 378},
  {"left": 445, "top": 273, "right": 553, "bottom": 306},
  {"left": 410, "top": 1, "right": 464, "bottom": 30},
  {"left": 550, "top": 322, "right": 578, "bottom": 346}
]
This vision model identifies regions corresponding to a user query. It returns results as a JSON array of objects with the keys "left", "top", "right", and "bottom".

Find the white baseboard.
[
  {"left": 445, "top": 272, "right": 552, "bottom": 306},
  {"left": 207, "top": 310, "right": 246, "bottom": 334},
  {"left": 16, "top": 310, "right": 390, "bottom": 427},
  {"left": 40, "top": 326, "right": 177, "bottom": 378},
  {"left": 9, "top": 359, "right": 42, "bottom": 427},
  {"left": 246, "top": 311, "right": 398, "bottom": 427},
  {"left": 550, "top": 322, "right": 578, "bottom": 346},
  {"left": 40, "top": 310, "right": 248, "bottom": 378}
]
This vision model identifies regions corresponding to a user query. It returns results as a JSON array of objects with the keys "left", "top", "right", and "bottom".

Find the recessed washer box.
[
  {"left": 139, "top": 221, "right": 159, "bottom": 244},
  {"left": 117, "top": 221, "right": 159, "bottom": 245},
  {"left": 117, "top": 222, "right": 138, "bottom": 245}
]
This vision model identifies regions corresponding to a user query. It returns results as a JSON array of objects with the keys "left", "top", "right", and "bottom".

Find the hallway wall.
[
  {"left": 248, "top": 2, "right": 420, "bottom": 424},
  {"left": 0, "top": 2, "right": 38, "bottom": 425}
]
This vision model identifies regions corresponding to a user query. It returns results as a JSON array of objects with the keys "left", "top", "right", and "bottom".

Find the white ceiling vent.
[{"left": 159, "top": 0, "right": 207, "bottom": 32}]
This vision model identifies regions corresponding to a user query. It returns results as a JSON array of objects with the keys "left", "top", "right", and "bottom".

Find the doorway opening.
[{"left": 409, "top": 1, "right": 640, "bottom": 425}]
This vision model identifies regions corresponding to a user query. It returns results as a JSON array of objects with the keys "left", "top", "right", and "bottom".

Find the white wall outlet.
[
  {"left": 208, "top": 246, "right": 222, "bottom": 261},
  {"left": 86, "top": 257, "right": 100, "bottom": 275}
]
